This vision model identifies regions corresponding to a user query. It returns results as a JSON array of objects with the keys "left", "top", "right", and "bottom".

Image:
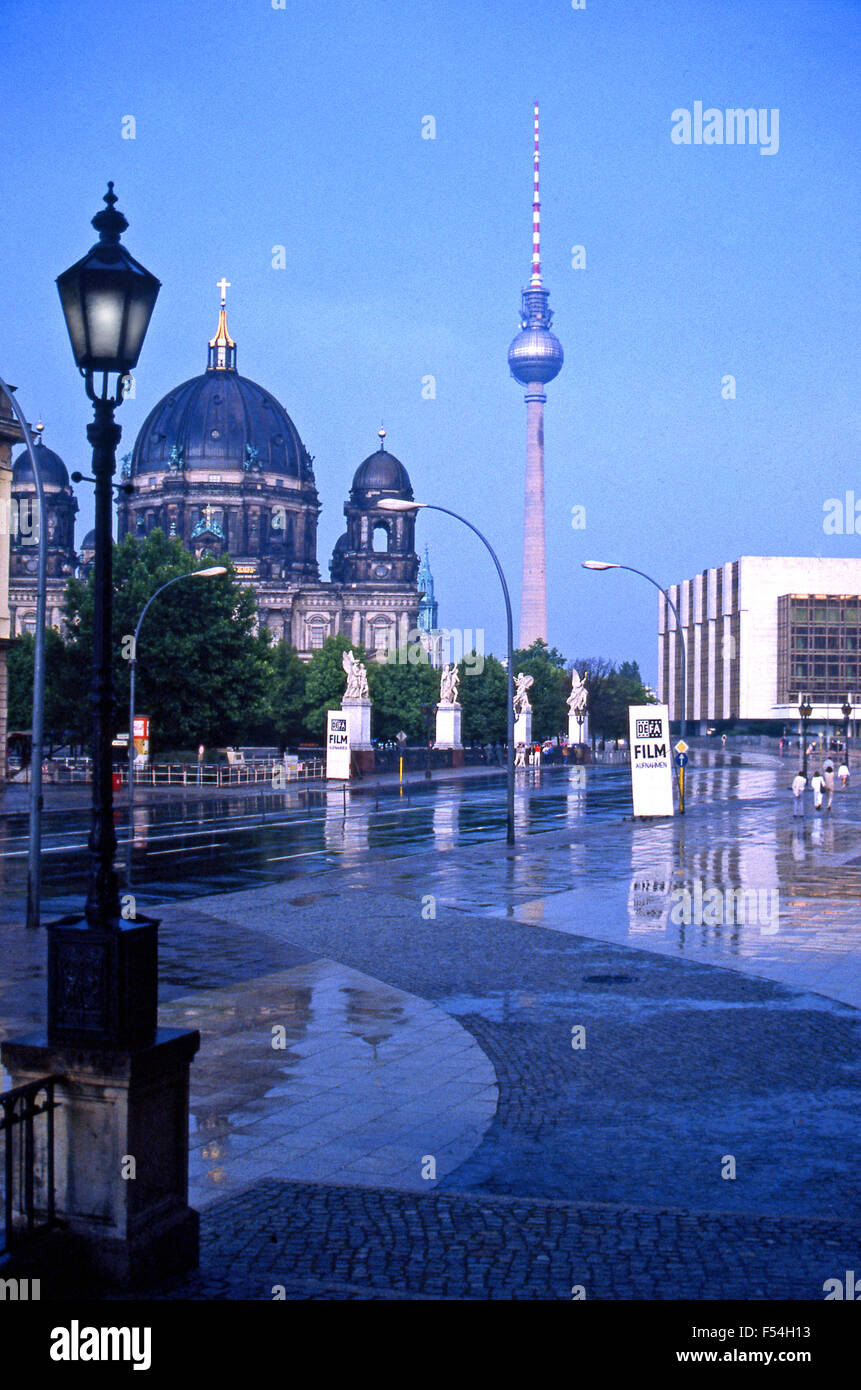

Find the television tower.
[{"left": 508, "top": 102, "right": 564, "bottom": 648}]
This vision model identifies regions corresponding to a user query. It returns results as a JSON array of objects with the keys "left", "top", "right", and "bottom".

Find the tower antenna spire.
[
  {"left": 507, "top": 102, "right": 564, "bottom": 650},
  {"left": 530, "top": 101, "right": 542, "bottom": 288}
]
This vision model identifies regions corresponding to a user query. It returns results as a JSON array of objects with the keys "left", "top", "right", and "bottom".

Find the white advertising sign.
[
  {"left": 326, "top": 710, "right": 351, "bottom": 779},
  {"left": 628, "top": 705, "right": 674, "bottom": 817}
]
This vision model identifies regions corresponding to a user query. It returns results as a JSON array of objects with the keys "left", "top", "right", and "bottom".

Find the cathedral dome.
[
  {"left": 351, "top": 431, "right": 413, "bottom": 497},
  {"left": 130, "top": 301, "right": 314, "bottom": 481},
  {"left": 12, "top": 436, "right": 71, "bottom": 489}
]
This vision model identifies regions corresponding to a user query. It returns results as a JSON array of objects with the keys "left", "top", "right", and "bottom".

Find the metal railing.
[
  {"left": 126, "top": 760, "right": 325, "bottom": 787},
  {"left": 1, "top": 1076, "right": 59, "bottom": 1255}
]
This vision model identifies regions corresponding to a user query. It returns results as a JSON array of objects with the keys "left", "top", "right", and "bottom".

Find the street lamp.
[
  {"left": 798, "top": 694, "right": 813, "bottom": 779},
  {"left": 583, "top": 560, "right": 687, "bottom": 813},
  {"left": 0, "top": 380, "right": 48, "bottom": 931},
  {"left": 582, "top": 561, "right": 687, "bottom": 739},
  {"left": 128, "top": 567, "right": 226, "bottom": 815},
  {"left": 53, "top": 182, "right": 161, "bottom": 1046},
  {"left": 419, "top": 701, "right": 436, "bottom": 781},
  {"left": 841, "top": 695, "right": 852, "bottom": 756},
  {"left": 379, "top": 497, "right": 516, "bottom": 846}
]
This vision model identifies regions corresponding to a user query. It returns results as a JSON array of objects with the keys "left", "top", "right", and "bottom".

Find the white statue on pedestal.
[
  {"left": 513, "top": 672, "right": 534, "bottom": 718},
  {"left": 342, "top": 649, "right": 369, "bottom": 700},
  {"left": 439, "top": 663, "right": 460, "bottom": 706},
  {"left": 567, "top": 668, "right": 588, "bottom": 716}
]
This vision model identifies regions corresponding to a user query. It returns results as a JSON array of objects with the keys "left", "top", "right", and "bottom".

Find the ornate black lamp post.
[
  {"left": 799, "top": 694, "right": 813, "bottom": 780},
  {"left": 2, "top": 186, "right": 199, "bottom": 1287},
  {"left": 575, "top": 702, "right": 587, "bottom": 752},
  {"left": 841, "top": 695, "right": 852, "bottom": 755},
  {"left": 52, "top": 184, "right": 161, "bottom": 1046}
]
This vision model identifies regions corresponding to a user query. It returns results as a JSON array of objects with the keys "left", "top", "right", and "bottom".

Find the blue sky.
[{"left": 1, "top": 0, "right": 858, "bottom": 680}]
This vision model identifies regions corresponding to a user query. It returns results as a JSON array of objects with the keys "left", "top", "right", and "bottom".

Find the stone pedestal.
[
  {"left": 341, "top": 698, "right": 374, "bottom": 775},
  {"left": 514, "top": 708, "right": 533, "bottom": 747},
  {"left": 435, "top": 702, "right": 462, "bottom": 750},
  {"left": 568, "top": 712, "right": 589, "bottom": 746},
  {"left": 0, "top": 1028, "right": 200, "bottom": 1288}
]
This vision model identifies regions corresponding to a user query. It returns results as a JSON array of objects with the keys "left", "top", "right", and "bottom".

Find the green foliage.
[
  {"left": 6, "top": 628, "right": 70, "bottom": 748},
  {"left": 512, "top": 639, "right": 569, "bottom": 741},
  {"left": 302, "top": 633, "right": 365, "bottom": 739},
  {"left": 575, "top": 656, "right": 652, "bottom": 739},
  {"left": 61, "top": 530, "right": 272, "bottom": 751},
  {"left": 369, "top": 654, "right": 440, "bottom": 741},
  {"left": 457, "top": 652, "right": 508, "bottom": 743},
  {"left": 267, "top": 640, "right": 307, "bottom": 749}
]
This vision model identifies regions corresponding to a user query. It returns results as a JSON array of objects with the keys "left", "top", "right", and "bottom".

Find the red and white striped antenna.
[{"left": 530, "top": 101, "right": 542, "bottom": 287}]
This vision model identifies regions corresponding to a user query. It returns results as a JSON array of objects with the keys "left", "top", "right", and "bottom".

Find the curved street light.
[
  {"left": 582, "top": 561, "right": 687, "bottom": 738},
  {"left": 128, "top": 566, "right": 227, "bottom": 819},
  {"left": 379, "top": 497, "right": 515, "bottom": 846},
  {"left": 583, "top": 560, "right": 687, "bottom": 812}
]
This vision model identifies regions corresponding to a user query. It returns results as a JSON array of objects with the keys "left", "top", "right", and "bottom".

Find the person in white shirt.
[
  {"left": 810, "top": 769, "right": 825, "bottom": 811},
  {"left": 838, "top": 762, "right": 850, "bottom": 788},
  {"left": 823, "top": 762, "right": 835, "bottom": 811},
  {"left": 791, "top": 770, "right": 806, "bottom": 817}
]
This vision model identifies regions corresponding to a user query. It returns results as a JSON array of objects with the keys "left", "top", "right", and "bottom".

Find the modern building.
[
  {"left": 508, "top": 102, "right": 564, "bottom": 649},
  {"left": 658, "top": 556, "right": 861, "bottom": 733},
  {"left": 10, "top": 291, "right": 426, "bottom": 660}
]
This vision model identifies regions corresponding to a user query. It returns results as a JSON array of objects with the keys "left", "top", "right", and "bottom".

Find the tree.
[
  {"left": 457, "top": 652, "right": 508, "bottom": 743},
  {"left": 303, "top": 633, "right": 366, "bottom": 739},
  {"left": 61, "top": 530, "right": 272, "bottom": 752},
  {"left": 512, "top": 639, "right": 569, "bottom": 741},
  {"left": 267, "top": 640, "right": 307, "bottom": 750},
  {"left": 7, "top": 628, "right": 71, "bottom": 750},
  {"left": 575, "top": 656, "right": 652, "bottom": 740},
  {"left": 369, "top": 653, "right": 440, "bottom": 741}
]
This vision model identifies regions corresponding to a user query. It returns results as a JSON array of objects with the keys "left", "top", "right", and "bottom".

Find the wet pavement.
[{"left": 3, "top": 752, "right": 861, "bottom": 1298}]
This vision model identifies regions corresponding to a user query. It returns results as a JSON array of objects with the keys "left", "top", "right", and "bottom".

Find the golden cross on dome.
[{"left": 217, "top": 277, "right": 230, "bottom": 306}]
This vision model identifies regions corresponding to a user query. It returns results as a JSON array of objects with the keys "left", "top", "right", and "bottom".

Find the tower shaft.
[{"left": 520, "top": 385, "right": 547, "bottom": 646}]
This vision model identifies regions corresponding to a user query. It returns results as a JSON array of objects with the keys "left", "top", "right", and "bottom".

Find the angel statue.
[
  {"left": 567, "top": 668, "right": 588, "bottom": 715},
  {"left": 342, "top": 649, "right": 369, "bottom": 701},
  {"left": 439, "top": 663, "right": 460, "bottom": 706},
  {"left": 513, "top": 672, "right": 534, "bottom": 718}
]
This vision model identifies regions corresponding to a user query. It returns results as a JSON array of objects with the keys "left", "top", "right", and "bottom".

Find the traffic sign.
[
  {"left": 674, "top": 751, "right": 688, "bottom": 768},
  {"left": 674, "top": 739, "right": 689, "bottom": 755}
]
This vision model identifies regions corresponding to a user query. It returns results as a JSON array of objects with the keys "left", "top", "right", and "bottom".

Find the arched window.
[
  {"left": 372, "top": 524, "right": 389, "bottom": 554},
  {"left": 371, "top": 618, "right": 395, "bottom": 657},
  {"left": 306, "top": 616, "right": 329, "bottom": 650}
]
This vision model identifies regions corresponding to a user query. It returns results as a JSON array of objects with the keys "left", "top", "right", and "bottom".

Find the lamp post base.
[
  {"left": 48, "top": 914, "right": 158, "bottom": 1050},
  {"left": 0, "top": 1027, "right": 200, "bottom": 1289}
]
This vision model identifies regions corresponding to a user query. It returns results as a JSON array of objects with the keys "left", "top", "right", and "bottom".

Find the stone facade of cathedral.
[{"left": 9, "top": 298, "right": 426, "bottom": 661}]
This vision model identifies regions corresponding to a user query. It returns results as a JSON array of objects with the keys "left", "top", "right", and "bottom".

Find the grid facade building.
[{"left": 658, "top": 557, "right": 861, "bottom": 730}]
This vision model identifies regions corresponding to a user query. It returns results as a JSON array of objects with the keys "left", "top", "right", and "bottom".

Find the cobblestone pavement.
[
  {"left": 6, "top": 758, "right": 861, "bottom": 1299},
  {"left": 152, "top": 1181, "right": 860, "bottom": 1300}
]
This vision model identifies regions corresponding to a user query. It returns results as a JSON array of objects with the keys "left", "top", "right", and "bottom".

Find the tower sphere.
[{"left": 507, "top": 325, "right": 564, "bottom": 385}]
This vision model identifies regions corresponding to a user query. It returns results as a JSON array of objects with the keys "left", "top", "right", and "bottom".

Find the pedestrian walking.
[
  {"left": 838, "top": 761, "right": 850, "bottom": 788},
  {"left": 791, "top": 769, "right": 806, "bottom": 817},
  {"left": 810, "top": 768, "right": 825, "bottom": 811},
  {"left": 823, "top": 761, "right": 835, "bottom": 811}
]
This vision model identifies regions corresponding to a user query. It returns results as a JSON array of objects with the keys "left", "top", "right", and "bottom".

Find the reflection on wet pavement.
[{"left": 157, "top": 956, "right": 497, "bottom": 1207}]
